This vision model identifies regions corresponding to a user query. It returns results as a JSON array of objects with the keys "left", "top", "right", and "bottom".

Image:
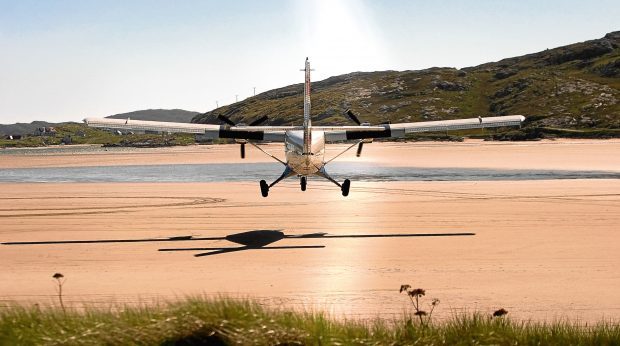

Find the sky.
[{"left": 0, "top": 0, "right": 618, "bottom": 124}]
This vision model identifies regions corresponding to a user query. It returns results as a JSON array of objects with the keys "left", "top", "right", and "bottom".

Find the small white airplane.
[{"left": 84, "top": 58, "right": 525, "bottom": 197}]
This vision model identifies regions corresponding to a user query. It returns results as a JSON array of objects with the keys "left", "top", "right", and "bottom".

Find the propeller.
[
  {"left": 356, "top": 142, "right": 364, "bottom": 157},
  {"left": 346, "top": 109, "right": 362, "bottom": 125},
  {"left": 249, "top": 115, "right": 269, "bottom": 126},
  {"left": 217, "top": 114, "right": 236, "bottom": 126},
  {"left": 216, "top": 114, "right": 269, "bottom": 158},
  {"left": 344, "top": 109, "right": 371, "bottom": 157}
]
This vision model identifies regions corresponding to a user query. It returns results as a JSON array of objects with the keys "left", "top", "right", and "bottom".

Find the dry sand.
[{"left": 1, "top": 140, "right": 619, "bottom": 322}]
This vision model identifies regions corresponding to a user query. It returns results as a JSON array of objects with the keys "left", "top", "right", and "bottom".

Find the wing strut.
[
  {"left": 324, "top": 140, "right": 365, "bottom": 164},
  {"left": 248, "top": 142, "right": 286, "bottom": 165}
]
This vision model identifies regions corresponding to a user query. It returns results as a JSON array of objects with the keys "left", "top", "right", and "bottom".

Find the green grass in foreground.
[{"left": 1, "top": 298, "right": 619, "bottom": 345}]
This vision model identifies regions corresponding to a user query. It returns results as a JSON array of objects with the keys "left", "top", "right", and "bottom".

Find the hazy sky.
[{"left": 1, "top": 0, "right": 618, "bottom": 123}]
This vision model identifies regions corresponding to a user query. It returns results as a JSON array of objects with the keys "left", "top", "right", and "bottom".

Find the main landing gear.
[
  {"left": 259, "top": 167, "right": 295, "bottom": 198},
  {"left": 316, "top": 168, "right": 350, "bottom": 197},
  {"left": 259, "top": 168, "right": 350, "bottom": 197},
  {"left": 341, "top": 179, "right": 351, "bottom": 197},
  {"left": 260, "top": 180, "right": 269, "bottom": 197}
]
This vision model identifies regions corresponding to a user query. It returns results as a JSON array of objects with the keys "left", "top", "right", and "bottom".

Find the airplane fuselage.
[
  {"left": 282, "top": 57, "right": 327, "bottom": 177},
  {"left": 284, "top": 130, "right": 325, "bottom": 175}
]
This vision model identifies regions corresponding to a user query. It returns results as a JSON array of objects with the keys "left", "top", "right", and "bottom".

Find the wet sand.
[
  {"left": 2, "top": 139, "right": 620, "bottom": 171},
  {"left": 1, "top": 141, "right": 619, "bottom": 322}
]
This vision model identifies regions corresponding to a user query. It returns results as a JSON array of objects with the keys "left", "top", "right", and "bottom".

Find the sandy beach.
[
  {"left": 1, "top": 140, "right": 619, "bottom": 322},
  {"left": 2, "top": 139, "right": 620, "bottom": 171}
]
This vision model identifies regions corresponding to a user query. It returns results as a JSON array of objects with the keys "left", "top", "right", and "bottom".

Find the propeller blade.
[
  {"left": 249, "top": 115, "right": 269, "bottom": 126},
  {"left": 240, "top": 143, "right": 246, "bottom": 159},
  {"left": 217, "top": 114, "right": 236, "bottom": 126},
  {"left": 356, "top": 142, "right": 364, "bottom": 157},
  {"left": 345, "top": 109, "right": 361, "bottom": 125}
]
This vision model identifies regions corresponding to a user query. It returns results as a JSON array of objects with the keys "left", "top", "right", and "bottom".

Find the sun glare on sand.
[{"left": 296, "top": 0, "right": 390, "bottom": 77}]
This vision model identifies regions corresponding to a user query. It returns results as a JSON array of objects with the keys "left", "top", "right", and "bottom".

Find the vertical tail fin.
[{"left": 303, "top": 57, "right": 311, "bottom": 155}]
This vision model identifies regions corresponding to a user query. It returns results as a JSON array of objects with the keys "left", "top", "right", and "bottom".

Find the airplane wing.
[
  {"left": 83, "top": 117, "right": 296, "bottom": 142},
  {"left": 85, "top": 114, "right": 524, "bottom": 142},
  {"left": 323, "top": 115, "right": 525, "bottom": 142}
]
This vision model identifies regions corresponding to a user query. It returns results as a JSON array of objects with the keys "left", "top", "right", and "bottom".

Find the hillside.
[
  {"left": 107, "top": 109, "right": 199, "bottom": 123},
  {"left": 1, "top": 109, "right": 198, "bottom": 136},
  {"left": 0, "top": 121, "right": 58, "bottom": 136},
  {"left": 3, "top": 33, "right": 618, "bottom": 142},
  {"left": 194, "top": 32, "right": 620, "bottom": 132}
]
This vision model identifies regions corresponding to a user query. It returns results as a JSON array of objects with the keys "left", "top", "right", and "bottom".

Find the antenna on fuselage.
[{"left": 301, "top": 57, "right": 315, "bottom": 155}]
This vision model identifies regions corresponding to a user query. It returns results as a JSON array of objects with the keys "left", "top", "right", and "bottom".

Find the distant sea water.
[
  {"left": 0, "top": 162, "right": 618, "bottom": 183},
  {"left": 0, "top": 145, "right": 148, "bottom": 155}
]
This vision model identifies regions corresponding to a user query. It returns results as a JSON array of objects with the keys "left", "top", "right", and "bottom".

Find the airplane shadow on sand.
[{"left": 2, "top": 230, "right": 475, "bottom": 257}]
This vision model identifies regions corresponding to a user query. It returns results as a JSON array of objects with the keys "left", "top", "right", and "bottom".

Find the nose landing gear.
[{"left": 300, "top": 176, "right": 307, "bottom": 191}]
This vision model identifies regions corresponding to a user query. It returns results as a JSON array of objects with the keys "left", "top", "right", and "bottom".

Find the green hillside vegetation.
[
  {"left": 194, "top": 32, "right": 620, "bottom": 139},
  {"left": 0, "top": 121, "right": 57, "bottom": 137},
  {"left": 0, "top": 123, "right": 195, "bottom": 148},
  {"left": 1, "top": 297, "right": 619, "bottom": 345}
]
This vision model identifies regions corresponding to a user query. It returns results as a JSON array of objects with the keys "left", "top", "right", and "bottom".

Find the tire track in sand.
[{"left": 0, "top": 196, "right": 226, "bottom": 218}]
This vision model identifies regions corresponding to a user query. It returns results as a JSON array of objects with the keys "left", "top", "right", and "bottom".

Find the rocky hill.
[
  {"left": 193, "top": 32, "right": 619, "bottom": 131},
  {"left": 1, "top": 109, "right": 199, "bottom": 136},
  {"left": 107, "top": 109, "right": 199, "bottom": 123},
  {"left": 0, "top": 121, "right": 59, "bottom": 136}
]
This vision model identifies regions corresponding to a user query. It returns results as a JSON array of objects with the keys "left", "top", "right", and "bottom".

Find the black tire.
[
  {"left": 301, "top": 176, "right": 307, "bottom": 191},
  {"left": 341, "top": 179, "right": 350, "bottom": 197},
  {"left": 260, "top": 180, "right": 269, "bottom": 197}
]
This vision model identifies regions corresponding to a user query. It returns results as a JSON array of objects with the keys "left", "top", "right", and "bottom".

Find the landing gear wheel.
[
  {"left": 341, "top": 179, "right": 351, "bottom": 197},
  {"left": 300, "top": 176, "right": 307, "bottom": 191},
  {"left": 260, "top": 180, "right": 269, "bottom": 197}
]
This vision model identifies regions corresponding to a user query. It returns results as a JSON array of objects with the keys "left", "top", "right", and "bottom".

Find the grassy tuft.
[{"left": 1, "top": 297, "right": 619, "bottom": 345}]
